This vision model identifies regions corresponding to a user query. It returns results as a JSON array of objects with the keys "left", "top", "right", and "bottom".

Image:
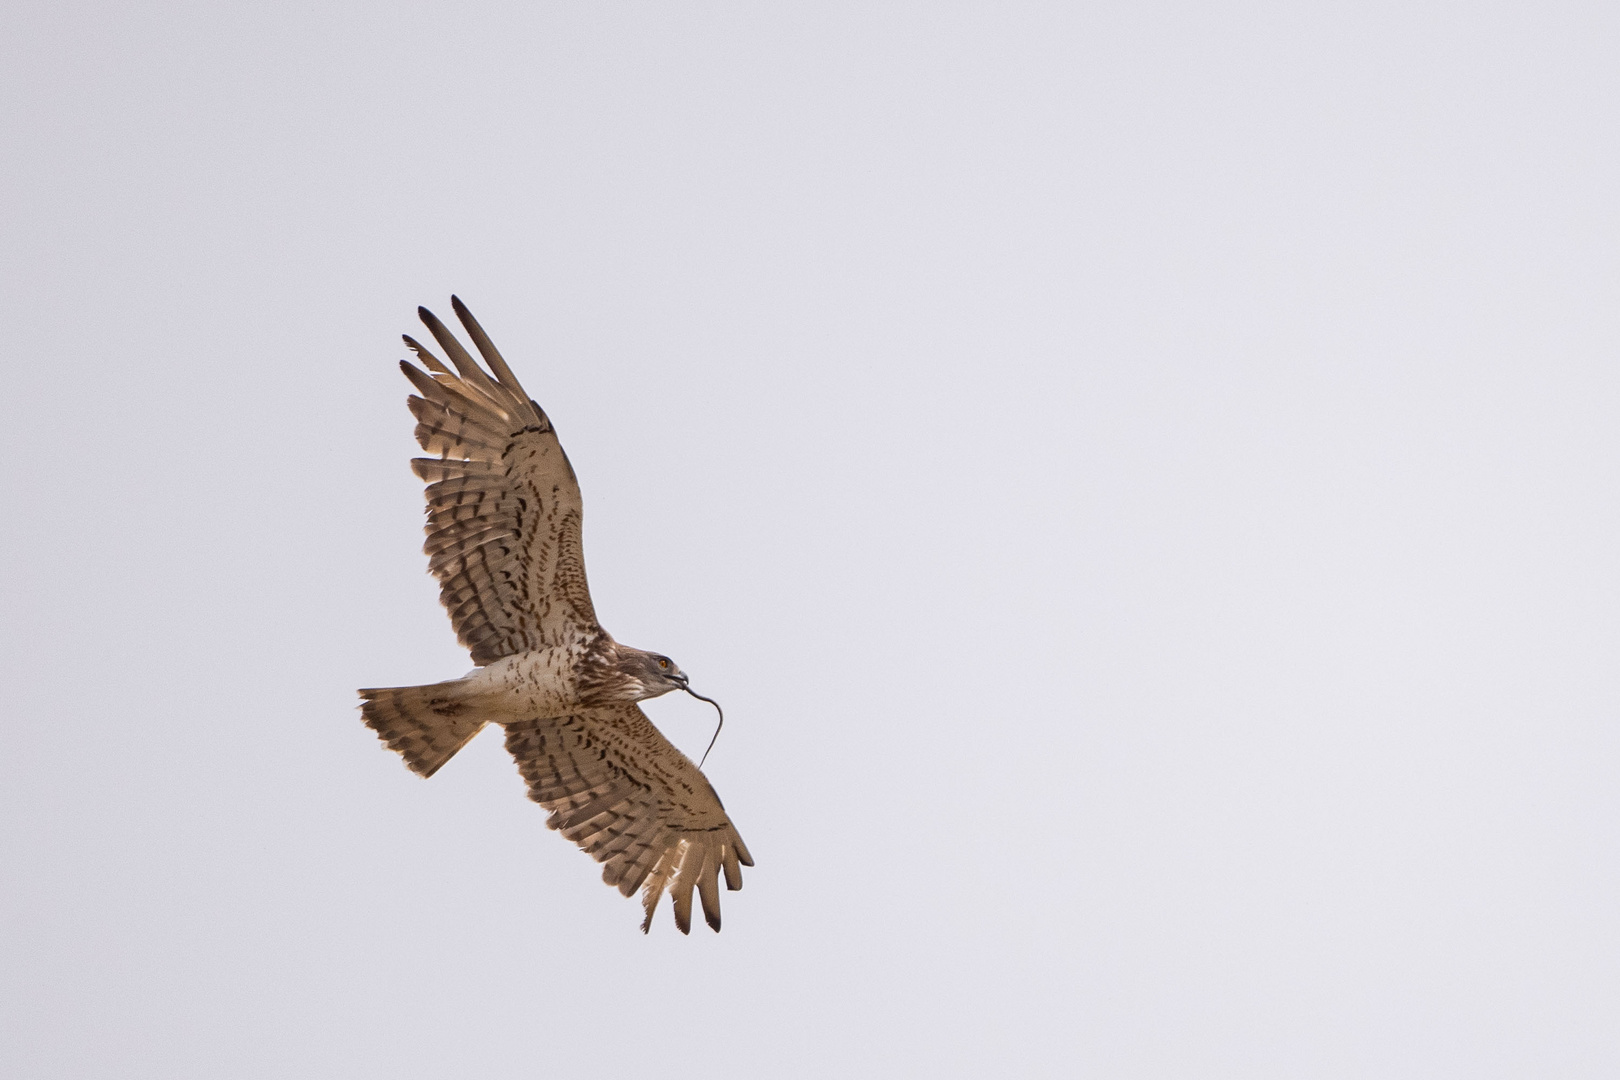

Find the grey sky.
[{"left": 4, "top": 2, "right": 1618, "bottom": 1076}]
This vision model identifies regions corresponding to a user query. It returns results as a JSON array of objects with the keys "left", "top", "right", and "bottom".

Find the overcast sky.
[{"left": 4, "top": 2, "right": 1619, "bottom": 1077}]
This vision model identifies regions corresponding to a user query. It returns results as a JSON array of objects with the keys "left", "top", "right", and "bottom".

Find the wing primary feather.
[
  {"left": 398, "top": 360, "right": 445, "bottom": 400},
  {"left": 400, "top": 360, "right": 513, "bottom": 425},
  {"left": 722, "top": 843, "right": 743, "bottom": 891},
  {"left": 417, "top": 306, "right": 503, "bottom": 400},
  {"left": 451, "top": 296, "right": 541, "bottom": 424},
  {"left": 640, "top": 846, "right": 680, "bottom": 934},
  {"left": 404, "top": 336, "right": 511, "bottom": 420},
  {"left": 615, "top": 840, "right": 663, "bottom": 897},
  {"left": 669, "top": 841, "right": 699, "bottom": 935},
  {"left": 695, "top": 844, "right": 722, "bottom": 932},
  {"left": 402, "top": 335, "right": 454, "bottom": 376}
]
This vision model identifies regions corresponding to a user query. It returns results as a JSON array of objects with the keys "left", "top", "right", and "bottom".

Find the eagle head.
[{"left": 581, "top": 641, "right": 689, "bottom": 704}]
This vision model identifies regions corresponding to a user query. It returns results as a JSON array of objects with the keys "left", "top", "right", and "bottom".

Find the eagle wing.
[
  {"left": 504, "top": 704, "right": 754, "bottom": 933},
  {"left": 401, "top": 298, "right": 599, "bottom": 662}
]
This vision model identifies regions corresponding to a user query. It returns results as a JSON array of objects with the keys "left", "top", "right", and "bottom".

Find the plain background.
[{"left": 4, "top": 2, "right": 1618, "bottom": 1076}]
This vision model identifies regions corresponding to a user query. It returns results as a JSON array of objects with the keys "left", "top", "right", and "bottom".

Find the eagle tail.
[{"left": 358, "top": 681, "right": 487, "bottom": 778}]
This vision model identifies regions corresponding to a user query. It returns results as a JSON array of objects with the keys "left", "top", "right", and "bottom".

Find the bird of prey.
[{"left": 358, "top": 298, "right": 751, "bottom": 934}]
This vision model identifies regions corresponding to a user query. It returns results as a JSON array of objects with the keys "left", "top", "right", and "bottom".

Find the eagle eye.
[{"left": 658, "top": 658, "right": 670, "bottom": 670}]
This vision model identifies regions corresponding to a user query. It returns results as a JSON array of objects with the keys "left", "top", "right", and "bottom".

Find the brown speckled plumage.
[{"left": 358, "top": 298, "right": 751, "bottom": 934}]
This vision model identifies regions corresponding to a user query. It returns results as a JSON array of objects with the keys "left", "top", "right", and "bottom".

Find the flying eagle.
[{"left": 358, "top": 298, "right": 751, "bottom": 934}]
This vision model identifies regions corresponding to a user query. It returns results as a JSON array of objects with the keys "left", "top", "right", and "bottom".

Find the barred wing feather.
[
  {"left": 402, "top": 298, "right": 598, "bottom": 662},
  {"left": 505, "top": 704, "right": 754, "bottom": 933}
]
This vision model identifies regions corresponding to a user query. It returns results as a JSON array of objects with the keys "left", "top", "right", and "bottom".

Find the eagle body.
[
  {"left": 463, "top": 645, "right": 597, "bottom": 720},
  {"left": 358, "top": 299, "right": 751, "bottom": 934}
]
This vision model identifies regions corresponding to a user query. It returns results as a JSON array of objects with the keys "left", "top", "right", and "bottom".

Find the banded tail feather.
[{"left": 359, "top": 681, "right": 487, "bottom": 778}]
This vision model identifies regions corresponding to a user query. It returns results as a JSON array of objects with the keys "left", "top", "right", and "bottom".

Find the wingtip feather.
[{"left": 448, "top": 295, "right": 539, "bottom": 424}]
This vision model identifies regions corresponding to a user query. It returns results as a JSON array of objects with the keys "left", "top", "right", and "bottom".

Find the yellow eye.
[{"left": 658, "top": 658, "right": 669, "bottom": 669}]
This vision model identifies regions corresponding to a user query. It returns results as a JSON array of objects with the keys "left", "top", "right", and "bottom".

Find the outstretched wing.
[
  {"left": 400, "top": 298, "right": 599, "bottom": 662},
  {"left": 505, "top": 704, "right": 754, "bottom": 934}
]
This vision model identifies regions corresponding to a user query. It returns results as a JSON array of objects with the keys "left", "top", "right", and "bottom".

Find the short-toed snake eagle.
[{"left": 358, "top": 298, "right": 751, "bottom": 934}]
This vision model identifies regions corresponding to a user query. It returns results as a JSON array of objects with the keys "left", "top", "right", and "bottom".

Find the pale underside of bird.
[{"left": 357, "top": 298, "right": 751, "bottom": 934}]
